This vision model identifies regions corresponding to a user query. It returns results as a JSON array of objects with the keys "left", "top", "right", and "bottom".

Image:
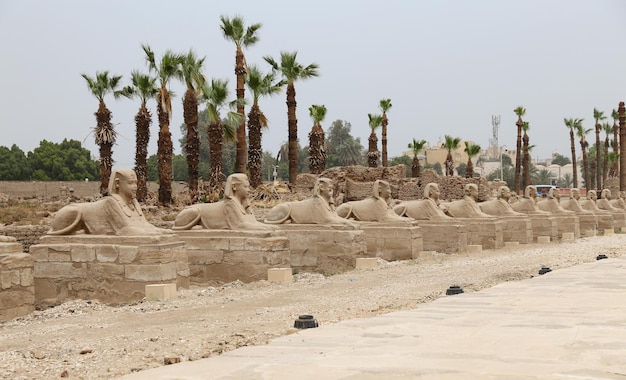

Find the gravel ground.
[{"left": 1, "top": 234, "right": 624, "bottom": 379}]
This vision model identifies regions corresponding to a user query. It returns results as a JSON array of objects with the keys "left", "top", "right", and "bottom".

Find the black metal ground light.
[
  {"left": 294, "top": 314, "right": 319, "bottom": 329},
  {"left": 446, "top": 285, "right": 464, "bottom": 295},
  {"left": 538, "top": 266, "right": 552, "bottom": 275},
  {"left": 597, "top": 254, "right": 608, "bottom": 260}
]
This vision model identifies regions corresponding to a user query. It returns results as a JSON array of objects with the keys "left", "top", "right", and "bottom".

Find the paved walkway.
[{"left": 121, "top": 258, "right": 626, "bottom": 379}]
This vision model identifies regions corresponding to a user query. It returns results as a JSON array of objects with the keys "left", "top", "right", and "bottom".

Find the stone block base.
[
  {"left": 456, "top": 219, "right": 504, "bottom": 249},
  {"left": 466, "top": 245, "right": 482, "bottom": 253},
  {"left": 604, "top": 228, "right": 615, "bottom": 236},
  {"left": 504, "top": 241, "right": 520, "bottom": 248},
  {"left": 175, "top": 230, "right": 289, "bottom": 285},
  {"left": 277, "top": 224, "right": 367, "bottom": 275},
  {"left": 416, "top": 221, "right": 467, "bottom": 253},
  {"left": 145, "top": 283, "right": 177, "bottom": 301},
  {"left": 355, "top": 257, "right": 378, "bottom": 269},
  {"left": 552, "top": 215, "right": 580, "bottom": 240},
  {"left": 596, "top": 214, "right": 614, "bottom": 234},
  {"left": 528, "top": 215, "right": 558, "bottom": 242},
  {"left": 31, "top": 234, "right": 189, "bottom": 307},
  {"left": 0, "top": 240, "right": 34, "bottom": 322},
  {"left": 537, "top": 236, "right": 551, "bottom": 244},
  {"left": 499, "top": 216, "right": 533, "bottom": 244},
  {"left": 268, "top": 268, "right": 293, "bottom": 283},
  {"left": 359, "top": 222, "right": 423, "bottom": 261},
  {"left": 577, "top": 214, "right": 598, "bottom": 237},
  {"left": 561, "top": 232, "right": 575, "bottom": 242},
  {"left": 610, "top": 212, "right": 626, "bottom": 233}
]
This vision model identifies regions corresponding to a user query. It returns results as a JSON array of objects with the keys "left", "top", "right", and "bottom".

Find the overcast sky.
[{"left": 1, "top": 0, "right": 625, "bottom": 170}]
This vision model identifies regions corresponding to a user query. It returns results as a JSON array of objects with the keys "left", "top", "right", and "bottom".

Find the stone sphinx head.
[
  {"left": 224, "top": 173, "right": 250, "bottom": 205},
  {"left": 424, "top": 183, "right": 440, "bottom": 201},
  {"left": 601, "top": 188, "right": 612, "bottom": 200},
  {"left": 548, "top": 187, "right": 560, "bottom": 201},
  {"left": 314, "top": 178, "right": 334, "bottom": 204},
  {"left": 108, "top": 168, "right": 137, "bottom": 202},
  {"left": 497, "top": 186, "right": 512, "bottom": 201},
  {"left": 571, "top": 188, "right": 581, "bottom": 200},
  {"left": 524, "top": 185, "right": 538, "bottom": 200},
  {"left": 464, "top": 183, "right": 479, "bottom": 201},
  {"left": 372, "top": 180, "right": 392, "bottom": 201},
  {"left": 587, "top": 190, "right": 597, "bottom": 201}
]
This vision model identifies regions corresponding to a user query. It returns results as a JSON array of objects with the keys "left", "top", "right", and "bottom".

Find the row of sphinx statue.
[{"left": 46, "top": 169, "right": 626, "bottom": 236}]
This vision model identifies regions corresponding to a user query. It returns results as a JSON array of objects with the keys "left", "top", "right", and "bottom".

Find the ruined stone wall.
[
  {"left": 0, "top": 225, "right": 50, "bottom": 253},
  {"left": 0, "top": 240, "right": 35, "bottom": 321}
]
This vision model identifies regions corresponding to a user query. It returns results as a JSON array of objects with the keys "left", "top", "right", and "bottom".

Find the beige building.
[{"left": 403, "top": 140, "right": 480, "bottom": 176}]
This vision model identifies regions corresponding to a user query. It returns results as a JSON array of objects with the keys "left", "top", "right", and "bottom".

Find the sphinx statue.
[
  {"left": 536, "top": 187, "right": 576, "bottom": 215},
  {"left": 596, "top": 189, "right": 623, "bottom": 212},
  {"left": 561, "top": 188, "right": 594, "bottom": 213},
  {"left": 444, "top": 183, "right": 495, "bottom": 218},
  {"left": 393, "top": 182, "right": 452, "bottom": 220},
  {"left": 48, "top": 168, "right": 171, "bottom": 236},
  {"left": 264, "top": 178, "right": 357, "bottom": 227},
  {"left": 610, "top": 190, "right": 626, "bottom": 210},
  {"left": 336, "top": 180, "right": 412, "bottom": 223},
  {"left": 479, "top": 186, "right": 526, "bottom": 217},
  {"left": 511, "top": 185, "right": 550, "bottom": 215},
  {"left": 580, "top": 190, "right": 606, "bottom": 213},
  {"left": 173, "top": 173, "right": 277, "bottom": 231}
]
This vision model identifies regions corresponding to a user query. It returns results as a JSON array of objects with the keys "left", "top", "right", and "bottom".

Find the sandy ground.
[{"left": 1, "top": 234, "right": 624, "bottom": 380}]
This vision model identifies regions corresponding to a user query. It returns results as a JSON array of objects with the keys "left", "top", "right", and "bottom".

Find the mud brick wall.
[
  {"left": 0, "top": 225, "right": 50, "bottom": 253},
  {"left": 0, "top": 241, "right": 35, "bottom": 322}
]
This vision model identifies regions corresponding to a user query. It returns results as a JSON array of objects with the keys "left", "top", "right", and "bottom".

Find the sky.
[{"left": 1, "top": 0, "right": 625, "bottom": 170}]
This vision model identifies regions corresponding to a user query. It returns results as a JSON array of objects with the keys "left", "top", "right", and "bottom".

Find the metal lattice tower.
[{"left": 489, "top": 115, "right": 501, "bottom": 159}]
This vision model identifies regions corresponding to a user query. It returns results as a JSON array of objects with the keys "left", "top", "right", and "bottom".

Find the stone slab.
[
  {"left": 497, "top": 216, "right": 533, "bottom": 244},
  {"left": 267, "top": 268, "right": 293, "bottom": 283},
  {"left": 355, "top": 257, "right": 378, "bottom": 269},
  {"left": 358, "top": 223, "right": 423, "bottom": 261},
  {"left": 415, "top": 221, "right": 467, "bottom": 253},
  {"left": 145, "top": 283, "right": 177, "bottom": 301},
  {"left": 454, "top": 218, "right": 504, "bottom": 249}
]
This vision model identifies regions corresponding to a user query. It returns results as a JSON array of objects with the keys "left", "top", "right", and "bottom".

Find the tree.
[
  {"left": 487, "top": 163, "right": 515, "bottom": 189},
  {"left": 611, "top": 109, "right": 620, "bottom": 178},
  {"left": 551, "top": 153, "right": 571, "bottom": 166},
  {"left": 443, "top": 135, "right": 461, "bottom": 176},
  {"left": 264, "top": 51, "right": 320, "bottom": 184},
  {"left": 142, "top": 44, "right": 182, "bottom": 206},
  {"left": 593, "top": 108, "right": 606, "bottom": 191},
  {"left": 558, "top": 172, "right": 573, "bottom": 188},
  {"left": 200, "top": 79, "right": 241, "bottom": 197},
  {"left": 602, "top": 122, "right": 613, "bottom": 184},
  {"left": 220, "top": 15, "right": 262, "bottom": 174},
  {"left": 246, "top": 65, "right": 283, "bottom": 187},
  {"left": 81, "top": 70, "right": 123, "bottom": 195},
  {"left": 379, "top": 98, "right": 392, "bottom": 167},
  {"left": 27, "top": 139, "right": 99, "bottom": 181},
  {"left": 576, "top": 121, "right": 592, "bottom": 189},
  {"left": 366, "top": 113, "right": 382, "bottom": 168},
  {"left": 563, "top": 118, "right": 580, "bottom": 188},
  {"left": 456, "top": 163, "right": 467, "bottom": 178},
  {"left": 0, "top": 144, "right": 31, "bottom": 180},
  {"left": 535, "top": 168, "right": 552, "bottom": 185},
  {"left": 464, "top": 141, "right": 481, "bottom": 178},
  {"left": 407, "top": 138, "right": 427, "bottom": 177},
  {"left": 513, "top": 106, "right": 526, "bottom": 193},
  {"left": 522, "top": 121, "right": 531, "bottom": 188},
  {"left": 119, "top": 70, "right": 158, "bottom": 202},
  {"left": 179, "top": 49, "right": 206, "bottom": 202},
  {"left": 389, "top": 155, "right": 412, "bottom": 177},
  {"left": 325, "top": 120, "right": 364, "bottom": 167},
  {"left": 308, "top": 104, "right": 328, "bottom": 174},
  {"left": 620, "top": 102, "right": 626, "bottom": 191}
]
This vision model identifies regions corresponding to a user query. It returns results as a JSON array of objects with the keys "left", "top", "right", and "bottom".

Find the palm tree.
[
  {"left": 119, "top": 70, "right": 158, "bottom": 202},
  {"left": 246, "top": 65, "right": 283, "bottom": 187},
  {"left": 563, "top": 118, "right": 580, "bottom": 188},
  {"left": 607, "top": 152, "right": 619, "bottom": 178},
  {"left": 620, "top": 102, "right": 626, "bottom": 190},
  {"left": 180, "top": 49, "right": 206, "bottom": 202},
  {"left": 408, "top": 138, "right": 427, "bottom": 177},
  {"left": 308, "top": 104, "right": 328, "bottom": 174},
  {"left": 366, "top": 113, "right": 382, "bottom": 168},
  {"left": 336, "top": 139, "right": 363, "bottom": 166},
  {"left": 264, "top": 51, "right": 320, "bottom": 184},
  {"left": 593, "top": 108, "right": 606, "bottom": 191},
  {"left": 443, "top": 135, "right": 461, "bottom": 176},
  {"left": 522, "top": 121, "right": 531, "bottom": 187},
  {"left": 220, "top": 15, "right": 262, "bottom": 174},
  {"left": 611, "top": 109, "right": 620, "bottom": 177},
  {"left": 379, "top": 98, "right": 392, "bottom": 167},
  {"left": 513, "top": 106, "right": 526, "bottom": 193},
  {"left": 81, "top": 71, "right": 123, "bottom": 195},
  {"left": 464, "top": 141, "right": 481, "bottom": 178},
  {"left": 576, "top": 121, "right": 592, "bottom": 190},
  {"left": 602, "top": 122, "right": 613, "bottom": 184},
  {"left": 200, "top": 79, "right": 242, "bottom": 197},
  {"left": 142, "top": 44, "right": 182, "bottom": 206}
]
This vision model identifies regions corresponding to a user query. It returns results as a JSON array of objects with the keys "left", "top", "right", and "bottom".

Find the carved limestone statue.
[
  {"left": 479, "top": 186, "right": 526, "bottom": 216},
  {"left": 596, "top": 189, "right": 623, "bottom": 212},
  {"left": 48, "top": 168, "right": 171, "bottom": 236},
  {"left": 579, "top": 190, "right": 607, "bottom": 213},
  {"left": 264, "top": 178, "right": 357, "bottom": 227},
  {"left": 336, "top": 180, "right": 412, "bottom": 223},
  {"left": 610, "top": 190, "right": 626, "bottom": 210},
  {"left": 561, "top": 188, "right": 593, "bottom": 213},
  {"left": 511, "top": 185, "right": 550, "bottom": 215},
  {"left": 444, "top": 183, "right": 494, "bottom": 218},
  {"left": 393, "top": 182, "right": 451, "bottom": 220},
  {"left": 173, "top": 173, "right": 277, "bottom": 231},
  {"left": 536, "top": 187, "right": 575, "bottom": 215}
]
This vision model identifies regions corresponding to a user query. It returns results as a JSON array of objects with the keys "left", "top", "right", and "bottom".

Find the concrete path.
[{"left": 121, "top": 258, "right": 626, "bottom": 379}]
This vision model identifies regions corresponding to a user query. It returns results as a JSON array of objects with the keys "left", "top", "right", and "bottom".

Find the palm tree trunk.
[
  {"left": 208, "top": 121, "right": 225, "bottom": 197},
  {"left": 595, "top": 124, "right": 601, "bottom": 191},
  {"left": 522, "top": 133, "right": 530, "bottom": 188},
  {"left": 620, "top": 102, "right": 626, "bottom": 191},
  {"left": 411, "top": 157, "right": 420, "bottom": 177},
  {"left": 157, "top": 92, "right": 173, "bottom": 206},
  {"left": 95, "top": 100, "right": 113, "bottom": 195},
  {"left": 466, "top": 159, "right": 473, "bottom": 178},
  {"left": 183, "top": 89, "right": 199, "bottom": 202},
  {"left": 603, "top": 138, "right": 609, "bottom": 183},
  {"left": 308, "top": 124, "right": 326, "bottom": 174},
  {"left": 367, "top": 132, "right": 379, "bottom": 168},
  {"left": 569, "top": 130, "right": 577, "bottom": 188},
  {"left": 235, "top": 46, "right": 247, "bottom": 174},
  {"left": 286, "top": 83, "right": 298, "bottom": 184},
  {"left": 612, "top": 121, "right": 619, "bottom": 177},
  {"left": 247, "top": 104, "right": 263, "bottom": 187},
  {"left": 134, "top": 104, "right": 151, "bottom": 202},
  {"left": 514, "top": 122, "right": 523, "bottom": 193},
  {"left": 381, "top": 112, "right": 388, "bottom": 167},
  {"left": 581, "top": 141, "right": 590, "bottom": 191},
  {"left": 445, "top": 152, "right": 454, "bottom": 176}
]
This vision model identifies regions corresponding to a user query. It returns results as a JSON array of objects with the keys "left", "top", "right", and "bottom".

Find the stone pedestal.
[
  {"left": 454, "top": 219, "right": 504, "bottom": 249},
  {"left": 276, "top": 224, "right": 367, "bottom": 275},
  {"left": 0, "top": 240, "right": 34, "bottom": 322},
  {"left": 498, "top": 216, "right": 533, "bottom": 244},
  {"left": 576, "top": 214, "right": 598, "bottom": 237},
  {"left": 527, "top": 215, "right": 559, "bottom": 242},
  {"left": 595, "top": 213, "right": 614, "bottom": 235},
  {"left": 551, "top": 215, "right": 580, "bottom": 240},
  {"left": 358, "top": 222, "right": 423, "bottom": 261},
  {"left": 609, "top": 211, "right": 626, "bottom": 232},
  {"left": 31, "top": 234, "right": 188, "bottom": 307},
  {"left": 175, "top": 230, "right": 290, "bottom": 285},
  {"left": 416, "top": 221, "right": 467, "bottom": 253}
]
